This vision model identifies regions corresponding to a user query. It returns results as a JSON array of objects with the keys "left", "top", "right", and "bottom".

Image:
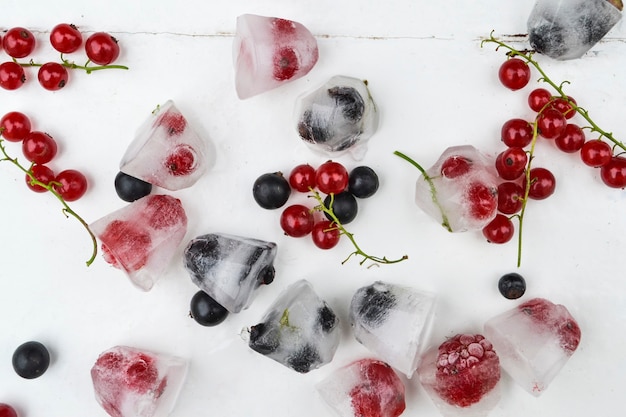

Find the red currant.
[
  {"left": 528, "top": 88, "right": 552, "bottom": 112},
  {"left": 38, "top": 62, "right": 69, "bottom": 91},
  {"left": 315, "top": 161, "right": 349, "bottom": 194},
  {"left": 273, "top": 47, "right": 299, "bottom": 81},
  {"left": 311, "top": 220, "right": 341, "bottom": 249},
  {"left": 0, "top": 111, "right": 31, "bottom": 142},
  {"left": 25, "top": 164, "right": 55, "bottom": 193},
  {"left": 2, "top": 27, "right": 36, "bottom": 58},
  {"left": 85, "top": 32, "right": 120, "bottom": 65},
  {"left": 501, "top": 118, "right": 533, "bottom": 148},
  {"left": 289, "top": 163, "right": 317, "bottom": 192},
  {"left": 498, "top": 58, "right": 531, "bottom": 91},
  {"left": 497, "top": 181, "right": 524, "bottom": 214},
  {"left": 550, "top": 96, "right": 577, "bottom": 119},
  {"left": 22, "top": 131, "right": 58, "bottom": 164},
  {"left": 466, "top": 182, "right": 497, "bottom": 220},
  {"left": 523, "top": 167, "right": 556, "bottom": 200},
  {"left": 441, "top": 155, "right": 472, "bottom": 178},
  {"left": 482, "top": 214, "right": 515, "bottom": 244},
  {"left": 164, "top": 145, "right": 197, "bottom": 176},
  {"left": 495, "top": 147, "right": 528, "bottom": 180},
  {"left": 50, "top": 23, "right": 83, "bottom": 53},
  {"left": 536, "top": 108, "right": 566, "bottom": 139},
  {"left": 580, "top": 140, "right": 612, "bottom": 167},
  {"left": 554, "top": 123, "right": 585, "bottom": 153},
  {"left": 600, "top": 156, "right": 626, "bottom": 189},
  {"left": 280, "top": 204, "right": 314, "bottom": 237},
  {"left": 0, "top": 61, "right": 26, "bottom": 90},
  {"left": 53, "top": 169, "right": 88, "bottom": 201},
  {"left": 0, "top": 403, "right": 18, "bottom": 417}
]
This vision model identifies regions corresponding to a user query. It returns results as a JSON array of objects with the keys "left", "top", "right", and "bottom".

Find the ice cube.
[
  {"left": 349, "top": 281, "right": 436, "bottom": 378},
  {"left": 119, "top": 100, "right": 210, "bottom": 191},
  {"left": 295, "top": 75, "right": 378, "bottom": 160},
  {"left": 316, "top": 358, "right": 406, "bottom": 417},
  {"left": 90, "top": 345, "right": 187, "bottom": 417},
  {"left": 244, "top": 279, "right": 340, "bottom": 373},
  {"left": 483, "top": 297, "right": 581, "bottom": 396},
  {"left": 233, "top": 14, "right": 319, "bottom": 99},
  {"left": 183, "top": 233, "right": 277, "bottom": 313},
  {"left": 90, "top": 194, "right": 188, "bottom": 291},
  {"left": 414, "top": 145, "right": 498, "bottom": 232},
  {"left": 528, "top": 0, "right": 622, "bottom": 60},
  {"left": 418, "top": 334, "right": 501, "bottom": 417}
]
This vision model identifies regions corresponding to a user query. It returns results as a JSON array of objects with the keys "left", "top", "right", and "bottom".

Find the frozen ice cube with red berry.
[
  {"left": 91, "top": 345, "right": 187, "bottom": 417},
  {"left": 90, "top": 194, "right": 188, "bottom": 291},
  {"left": 244, "top": 279, "right": 340, "bottom": 373},
  {"left": 349, "top": 281, "right": 436, "bottom": 378},
  {"left": 528, "top": 0, "right": 622, "bottom": 60},
  {"left": 119, "top": 100, "right": 210, "bottom": 191},
  {"left": 233, "top": 14, "right": 319, "bottom": 99},
  {"left": 414, "top": 145, "right": 498, "bottom": 232},
  {"left": 483, "top": 297, "right": 581, "bottom": 396},
  {"left": 183, "top": 233, "right": 277, "bottom": 313},
  {"left": 418, "top": 334, "right": 501, "bottom": 417},
  {"left": 295, "top": 75, "right": 378, "bottom": 160},
  {"left": 316, "top": 358, "right": 406, "bottom": 417}
]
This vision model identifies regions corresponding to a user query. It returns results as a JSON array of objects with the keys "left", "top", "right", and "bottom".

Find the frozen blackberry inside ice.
[
  {"left": 324, "top": 191, "right": 358, "bottom": 224},
  {"left": 327, "top": 86, "right": 365, "bottom": 122},
  {"left": 249, "top": 322, "right": 280, "bottom": 355},
  {"left": 287, "top": 343, "right": 321, "bottom": 373},
  {"left": 190, "top": 291, "right": 229, "bottom": 326},
  {"left": 317, "top": 304, "right": 338, "bottom": 333},
  {"left": 114, "top": 171, "right": 152, "bottom": 202},
  {"left": 354, "top": 284, "right": 397, "bottom": 327},
  {"left": 253, "top": 172, "right": 291, "bottom": 209},
  {"left": 348, "top": 166, "right": 379, "bottom": 198},
  {"left": 498, "top": 272, "right": 526, "bottom": 300}
]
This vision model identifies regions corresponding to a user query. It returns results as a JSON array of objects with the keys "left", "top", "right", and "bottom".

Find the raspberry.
[
  {"left": 100, "top": 220, "right": 152, "bottom": 272},
  {"left": 349, "top": 359, "right": 405, "bottom": 417},
  {"left": 143, "top": 195, "right": 187, "bottom": 230},
  {"left": 125, "top": 354, "right": 158, "bottom": 393},
  {"left": 518, "top": 298, "right": 581, "bottom": 354}
]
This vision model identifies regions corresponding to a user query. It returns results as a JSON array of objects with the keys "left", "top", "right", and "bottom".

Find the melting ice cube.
[
  {"left": 418, "top": 334, "right": 501, "bottom": 417},
  {"left": 295, "top": 75, "right": 378, "bottom": 160},
  {"left": 244, "top": 279, "right": 340, "bottom": 373},
  {"left": 120, "top": 100, "right": 210, "bottom": 191},
  {"left": 90, "top": 346, "right": 187, "bottom": 417},
  {"left": 183, "top": 233, "right": 277, "bottom": 313},
  {"left": 349, "top": 281, "right": 436, "bottom": 378},
  {"left": 90, "top": 194, "right": 188, "bottom": 291},
  {"left": 316, "top": 358, "right": 406, "bottom": 417},
  {"left": 233, "top": 14, "right": 319, "bottom": 99},
  {"left": 414, "top": 145, "right": 498, "bottom": 232},
  {"left": 483, "top": 297, "right": 581, "bottom": 396},
  {"left": 528, "top": 0, "right": 622, "bottom": 60}
]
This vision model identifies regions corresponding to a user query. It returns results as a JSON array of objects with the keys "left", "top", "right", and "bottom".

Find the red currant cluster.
[{"left": 0, "top": 24, "right": 127, "bottom": 91}]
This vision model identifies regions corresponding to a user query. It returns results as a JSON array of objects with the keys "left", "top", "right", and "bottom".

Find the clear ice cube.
[
  {"left": 316, "top": 358, "right": 406, "bottom": 417},
  {"left": 119, "top": 100, "right": 210, "bottom": 191},
  {"left": 233, "top": 14, "right": 319, "bottom": 99},
  {"left": 414, "top": 145, "right": 498, "bottom": 232},
  {"left": 244, "top": 279, "right": 340, "bottom": 373},
  {"left": 528, "top": 0, "right": 622, "bottom": 60},
  {"left": 418, "top": 334, "right": 501, "bottom": 417},
  {"left": 183, "top": 233, "right": 277, "bottom": 313},
  {"left": 90, "top": 194, "right": 188, "bottom": 291},
  {"left": 295, "top": 75, "right": 378, "bottom": 160},
  {"left": 483, "top": 297, "right": 581, "bottom": 396},
  {"left": 349, "top": 281, "right": 436, "bottom": 378},
  {"left": 90, "top": 345, "right": 187, "bottom": 417}
]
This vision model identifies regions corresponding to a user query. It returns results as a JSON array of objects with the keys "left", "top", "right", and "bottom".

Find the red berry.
[
  {"left": 272, "top": 18, "right": 297, "bottom": 36},
  {"left": 495, "top": 147, "right": 527, "bottom": 180},
  {"left": 143, "top": 195, "right": 187, "bottom": 230},
  {"left": 497, "top": 181, "right": 524, "bottom": 214},
  {"left": 315, "top": 161, "right": 349, "bottom": 194},
  {"left": 2, "top": 27, "right": 36, "bottom": 58},
  {"left": 498, "top": 58, "right": 531, "bottom": 91},
  {"left": 280, "top": 204, "right": 314, "bottom": 237},
  {"left": 38, "top": 62, "right": 69, "bottom": 91},
  {"left": 100, "top": 220, "right": 151, "bottom": 271},
  {"left": 349, "top": 359, "right": 406, "bottom": 417},
  {"left": 289, "top": 163, "right": 317, "bottom": 192},
  {"left": 537, "top": 108, "right": 567, "bottom": 139},
  {"left": 554, "top": 124, "right": 585, "bottom": 153},
  {"left": 50, "top": 23, "right": 83, "bottom": 53},
  {"left": 311, "top": 220, "right": 340, "bottom": 249},
  {"left": 482, "top": 214, "right": 515, "bottom": 244},
  {"left": 550, "top": 96, "right": 577, "bottom": 119},
  {"left": 85, "top": 32, "right": 120, "bottom": 65},
  {"left": 501, "top": 118, "right": 533, "bottom": 148},
  {"left": 25, "top": 164, "right": 55, "bottom": 193},
  {"left": 0, "top": 111, "right": 31, "bottom": 142},
  {"left": 0, "top": 61, "right": 26, "bottom": 90},
  {"left": 600, "top": 156, "right": 626, "bottom": 189},
  {"left": 0, "top": 404, "right": 18, "bottom": 417},
  {"left": 523, "top": 167, "right": 556, "bottom": 200},
  {"left": 580, "top": 140, "right": 612, "bottom": 167},
  {"left": 155, "top": 110, "right": 187, "bottom": 136},
  {"left": 164, "top": 145, "right": 197, "bottom": 176},
  {"left": 53, "top": 169, "right": 88, "bottom": 201},
  {"left": 273, "top": 47, "right": 299, "bottom": 81},
  {"left": 528, "top": 88, "right": 552, "bottom": 112},
  {"left": 22, "top": 131, "right": 58, "bottom": 164},
  {"left": 466, "top": 182, "right": 497, "bottom": 220},
  {"left": 441, "top": 155, "right": 472, "bottom": 178},
  {"left": 518, "top": 298, "right": 581, "bottom": 354},
  {"left": 125, "top": 354, "right": 158, "bottom": 393}
]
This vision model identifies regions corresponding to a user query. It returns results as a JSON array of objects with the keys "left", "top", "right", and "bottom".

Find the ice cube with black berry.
[
  {"left": 244, "top": 279, "right": 340, "bottom": 373},
  {"left": 295, "top": 75, "right": 378, "bottom": 160},
  {"left": 183, "top": 233, "right": 277, "bottom": 313},
  {"left": 528, "top": 0, "right": 622, "bottom": 60},
  {"left": 349, "top": 281, "right": 436, "bottom": 378}
]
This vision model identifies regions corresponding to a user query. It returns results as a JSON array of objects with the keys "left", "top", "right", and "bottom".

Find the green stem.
[{"left": 16, "top": 55, "right": 129, "bottom": 74}]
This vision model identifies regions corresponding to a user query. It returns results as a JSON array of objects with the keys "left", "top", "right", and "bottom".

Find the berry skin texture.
[
  {"left": 482, "top": 214, "right": 515, "bottom": 244},
  {"left": 25, "top": 164, "right": 55, "bottom": 193},
  {"left": 50, "top": 23, "right": 83, "bottom": 53},
  {"left": 501, "top": 118, "right": 533, "bottom": 148},
  {"left": 495, "top": 147, "right": 527, "bottom": 181},
  {"left": 0, "top": 111, "right": 31, "bottom": 142},
  {"left": 0, "top": 404, "right": 18, "bottom": 417},
  {"left": 316, "top": 161, "right": 349, "bottom": 195},
  {"left": 528, "top": 88, "right": 552, "bottom": 112},
  {"left": 498, "top": 58, "right": 531, "bottom": 91},
  {"left": 2, "top": 27, "right": 36, "bottom": 58},
  {"left": 54, "top": 169, "right": 88, "bottom": 201},
  {"left": 497, "top": 181, "right": 524, "bottom": 215},
  {"left": 555, "top": 124, "right": 585, "bottom": 153},
  {"left": 550, "top": 96, "right": 577, "bottom": 119},
  {"left": 12, "top": 341, "right": 50, "bottom": 379},
  {"left": 190, "top": 290, "right": 229, "bottom": 326},
  {"left": 311, "top": 220, "right": 341, "bottom": 249},
  {"left": 0, "top": 61, "right": 26, "bottom": 90},
  {"left": 600, "top": 156, "right": 626, "bottom": 189},
  {"left": 114, "top": 171, "right": 152, "bottom": 202},
  {"left": 253, "top": 172, "right": 291, "bottom": 209},
  {"left": 348, "top": 166, "right": 380, "bottom": 198},
  {"left": 22, "top": 131, "right": 58, "bottom": 164},
  {"left": 280, "top": 204, "right": 314, "bottom": 237},
  {"left": 85, "top": 32, "right": 120, "bottom": 65},
  {"left": 537, "top": 108, "right": 567, "bottom": 139},
  {"left": 324, "top": 191, "right": 358, "bottom": 224},
  {"left": 38, "top": 62, "right": 69, "bottom": 91},
  {"left": 289, "top": 163, "right": 316, "bottom": 192},
  {"left": 580, "top": 140, "right": 612, "bottom": 167},
  {"left": 498, "top": 272, "right": 526, "bottom": 299},
  {"left": 524, "top": 167, "right": 556, "bottom": 200}
]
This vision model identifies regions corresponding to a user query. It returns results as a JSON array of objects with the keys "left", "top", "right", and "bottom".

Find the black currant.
[
  {"left": 12, "top": 341, "right": 50, "bottom": 379},
  {"left": 252, "top": 172, "right": 291, "bottom": 209},
  {"left": 114, "top": 171, "right": 152, "bottom": 202},
  {"left": 348, "top": 166, "right": 379, "bottom": 198},
  {"left": 324, "top": 191, "right": 358, "bottom": 224},
  {"left": 248, "top": 322, "right": 280, "bottom": 355},
  {"left": 317, "top": 304, "right": 338, "bottom": 333},
  {"left": 287, "top": 343, "right": 320, "bottom": 373},
  {"left": 189, "top": 291, "right": 229, "bottom": 326},
  {"left": 327, "top": 86, "right": 365, "bottom": 122},
  {"left": 498, "top": 272, "right": 526, "bottom": 299},
  {"left": 353, "top": 284, "right": 396, "bottom": 327}
]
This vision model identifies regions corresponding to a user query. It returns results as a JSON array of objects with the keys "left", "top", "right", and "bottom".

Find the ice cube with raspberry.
[
  {"left": 295, "top": 75, "right": 379, "bottom": 160},
  {"left": 418, "top": 334, "right": 501, "bottom": 416},
  {"left": 119, "top": 100, "right": 210, "bottom": 191},
  {"left": 90, "top": 346, "right": 187, "bottom": 417},
  {"left": 415, "top": 145, "right": 498, "bottom": 232},
  {"left": 483, "top": 297, "right": 581, "bottom": 396},
  {"left": 349, "top": 281, "right": 436, "bottom": 378},
  {"left": 316, "top": 358, "right": 406, "bottom": 417},
  {"left": 89, "top": 194, "right": 188, "bottom": 291},
  {"left": 243, "top": 279, "right": 340, "bottom": 373},
  {"left": 183, "top": 233, "right": 277, "bottom": 313},
  {"left": 233, "top": 14, "right": 319, "bottom": 99}
]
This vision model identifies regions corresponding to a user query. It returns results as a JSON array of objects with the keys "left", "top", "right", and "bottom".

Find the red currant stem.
[
  {"left": 482, "top": 31, "right": 626, "bottom": 153},
  {"left": 0, "top": 137, "right": 97, "bottom": 266},
  {"left": 393, "top": 150, "right": 453, "bottom": 232},
  {"left": 15, "top": 56, "right": 129, "bottom": 73},
  {"left": 308, "top": 189, "right": 408, "bottom": 265}
]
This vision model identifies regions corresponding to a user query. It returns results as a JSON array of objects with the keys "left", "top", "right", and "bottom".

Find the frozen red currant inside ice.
[
  {"left": 498, "top": 58, "right": 531, "bottom": 91},
  {"left": 100, "top": 220, "right": 152, "bottom": 271},
  {"left": 466, "top": 182, "right": 497, "bottom": 220},
  {"left": 316, "top": 161, "right": 349, "bottom": 194},
  {"left": 280, "top": 204, "right": 314, "bottom": 237},
  {"left": 164, "top": 145, "right": 197, "bottom": 176},
  {"left": 600, "top": 156, "right": 626, "bottom": 189},
  {"left": 273, "top": 47, "right": 299, "bottom": 81},
  {"left": 441, "top": 155, "right": 472, "bottom": 178}
]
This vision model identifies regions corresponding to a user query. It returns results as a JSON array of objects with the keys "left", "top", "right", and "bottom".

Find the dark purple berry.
[
  {"left": 253, "top": 172, "right": 291, "bottom": 209},
  {"left": 190, "top": 291, "right": 229, "bottom": 326},
  {"left": 498, "top": 272, "right": 526, "bottom": 299},
  {"left": 324, "top": 191, "right": 358, "bottom": 224},
  {"left": 114, "top": 171, "right": 152, "bottom": 202},
  {"left": 12, "top": 341, "right": 50, "bottom": 379},
  {"left": 348, "top": 166, "right": 379, "bottom": 198}
]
